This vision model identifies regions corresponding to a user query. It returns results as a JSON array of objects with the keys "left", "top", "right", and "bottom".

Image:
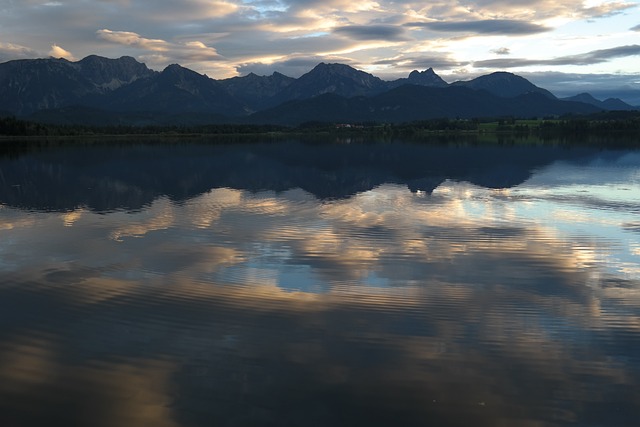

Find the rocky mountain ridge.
[{"left": 0, "top": 55, "right": 636, "bottom": 124}]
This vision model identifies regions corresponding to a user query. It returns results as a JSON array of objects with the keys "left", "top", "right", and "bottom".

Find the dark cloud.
[
  {"left": 217, "top": 32, "right": 356, "bottom": 61},
  {"left": 491, "top": 47, "right": 511, "bottom": 55},
  {"left": 374, "top": 55, "right": 468, "bottom": 71},
  {"left": 333, "top": 25, "right": 409, "bottom": 41},
  {"left": 631, "top": 24, "right": 640, "bottom": 32},
  {"left": 474, "top": 44, "right": 640, "bottom": 68},
  {"left": 406, "top": 19, "right": 550, "bottom": 35}
]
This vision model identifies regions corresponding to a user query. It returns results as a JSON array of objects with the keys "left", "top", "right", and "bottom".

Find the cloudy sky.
[{"left": 1, "top": 0, "right": 639, "bottom": 98}]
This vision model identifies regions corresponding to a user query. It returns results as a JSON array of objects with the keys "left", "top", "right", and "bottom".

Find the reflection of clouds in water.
[
  {"left": 0, "top": 335, "right": 178, "bottom": 427},
  {"left": 0, "top": 210, "right": 36, "bottom": 231},
  {"left": 181, "top": 187, "right": 243, "bottom": 229},
  {"left": 2, "top": 179, "right": 637, "bottom": 287},
  {"left": 1, "top": 177, "right": 639, "bottom": 319},
  {"left": 2, "top": 146, "right": 639, "bottom": 426},
  {"left": 1, "top": 264, "right": 638, "bottom": 427},
  {"left": 109, "top": 197, "right": 175, "bottom": 241},
  {"left": 61, "top": 208, "right": 84, "bottom": 227}
]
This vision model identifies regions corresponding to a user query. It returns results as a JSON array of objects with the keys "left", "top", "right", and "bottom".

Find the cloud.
[
  {"left": 449, "top": 0, "right": 636, "bottom": 20},
  {"left": 474, "top": 44, "right": 640, "bottom": 68},
  {"left": 405, "top": 19, "right": 551, "bottom": 35},
  {"left": 579, "top": 0, "right": 637, "bottom": 19},
  {"left": 333, "top": 25, "right": 409, "bottom": 41},
  {"left": 97, "top": 29, "right": 222, "bottom": 68},
  {"left": 278, "top": 0, "right": 382, "bottom": 14},
  {"left": 0, "top": 42, "right": 39, "bottom": 62},
  {"left": 491, "top": 47, "right": 511, "bottom": 55},
  {"left": 237, "top": 54, "right": 356, "bottom": 77},
  {"left": 97, "top": 29, "right": 169, "bottom": 51},
  {"left": 631, "top": 24, "right": 640, "bottom": 31},
  {"left": 48, "top": 44, "right": 76, "bottom": 61},
  {"left": 135, "top": 0, "right": 239, "bottom": 21},
  {"left": 373, "top": 55, "right": 469, "bottom": 72}
]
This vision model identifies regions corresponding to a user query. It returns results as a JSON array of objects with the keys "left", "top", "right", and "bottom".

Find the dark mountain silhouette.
[
  {"left": 0, "top": 56, "right": 155, "bottom": 115},
  {"left": 75, "top": 55, "right": 155, "bottom": 90},
  {"left": 103, "top": 63, "right": 246, "bottom": 115},
  {"left": 388, "top": 68, "right": 448, "bottom": 89},
  {"left": 0, "top": 54, "right": 633, "bottom": 124},
  {"left": 219, "top": 71, "right": 295, "bottom": 112},
  {"left": 452, "top": 72, "right": 556, "bottom": 99},
  {"left": 269, "top": 62, "right": 389, "bottom": 105},
  {"left": 560, "top": 93, "right": 635, "bottom": 111},
  {"left": 248, "top": 85, "right": 600, "bottom": 125}
]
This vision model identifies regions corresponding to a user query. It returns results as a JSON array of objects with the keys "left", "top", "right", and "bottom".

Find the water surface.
[{"left": 1, "top": 138, "right": 639, "bottom": 426}]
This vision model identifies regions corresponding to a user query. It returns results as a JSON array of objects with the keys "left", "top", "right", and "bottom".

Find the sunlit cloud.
[
  {"left": 0, "top": 42, "right": 39, "bottom": 62},
  {"left": 97, "top": 28, "right": 222, "bottom": 69},
  {"left": 579, "top": 0, "right": 637, "bottom": 18},
  {"left": 48, "top": 44, "right": 76, "bottom": 60},
  {"left": 280, "top": 0, "right": 382, "bottom": 14},
  {"left": 139, "top": 0, "right": 239, "bottom": 20},
  {"left": 97, "top": 29, "right": 169, "bottom": 51}
]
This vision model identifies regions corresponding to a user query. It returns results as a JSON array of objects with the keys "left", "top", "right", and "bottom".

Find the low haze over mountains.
[{"left": 0, "top": 55, "right": 636, "bottom": 126}]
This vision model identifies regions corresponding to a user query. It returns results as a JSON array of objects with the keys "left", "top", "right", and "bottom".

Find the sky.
[{"left": 1, "top": 0, "right": 639, "bottom": 100}]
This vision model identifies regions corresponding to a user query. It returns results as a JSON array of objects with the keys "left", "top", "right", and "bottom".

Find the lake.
[{"left": 1, "top": 137, "right": 639, "bottom": 426}]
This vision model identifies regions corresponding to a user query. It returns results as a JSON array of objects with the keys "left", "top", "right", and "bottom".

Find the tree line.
[{"left": 1, "top": 113, "right": 639, "bottom": 138}]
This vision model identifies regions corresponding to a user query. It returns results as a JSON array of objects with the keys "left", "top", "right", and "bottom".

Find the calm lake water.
[{"left": 1, "top": 138, "right": 639, "bottom": 426}]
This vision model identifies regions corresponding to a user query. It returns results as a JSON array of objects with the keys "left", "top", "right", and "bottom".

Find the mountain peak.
[
  {"left": 409, "top": 67, "right": 435, "bottom": 77},
  {"left": 406, "top": 68, "right": 447, "bottom": 87},
  {"left": 454, "top": 72, "right": 556, "bottom": 99},
  {"left": 311, "top": 62, "right": 360, "bottom": 74},
  {"left": 164, "top": 63, "right": 184, "bottom": 72},
  {"left": 304, "top": 62, "right": 382, "bottom": 84},
  {"left": 269, "top": 62, "right": 387, "bottom": 103},
  {"left": 161, "top": 63, "right": 206, "bottom": 78},
  {"left": 73, "top": 54, "right": 155, "bottom": 90}
]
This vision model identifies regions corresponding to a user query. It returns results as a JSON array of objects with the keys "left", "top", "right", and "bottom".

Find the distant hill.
[
  {"left": 560, "top": 93, "right": 635, "bottom": 111},
  {"left": 0, "top": 54, "right": 629, "bottom": 125},
  {"left": 452, "top": 72, "right": 556, "bottom": 99},
  {"left": 248, "top": 85, "right": 599, "bottom": 125}
]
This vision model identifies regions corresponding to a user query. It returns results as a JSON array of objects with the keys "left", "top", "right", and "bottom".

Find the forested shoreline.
[{"left": 1, "top": 112, "right": 639, "bottom": 141}]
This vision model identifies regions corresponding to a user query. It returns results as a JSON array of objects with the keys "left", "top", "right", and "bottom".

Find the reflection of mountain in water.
[{"left": 0, "top": 139, "right": 616, "bottom": 212}]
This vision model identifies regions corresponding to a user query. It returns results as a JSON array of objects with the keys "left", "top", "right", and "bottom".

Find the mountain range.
[{"left": 0, "top": 55, "right": 636, "bottom": 126}]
